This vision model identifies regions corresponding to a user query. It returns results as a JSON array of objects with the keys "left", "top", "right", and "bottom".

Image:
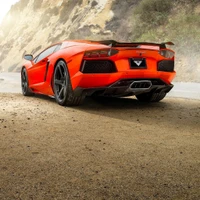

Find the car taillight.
[
  {"left": 83, "top": 49, "right": 119, "bottom": 58},
  {"left": 159, "top": 50, "right": 174, "bottom": 58}
]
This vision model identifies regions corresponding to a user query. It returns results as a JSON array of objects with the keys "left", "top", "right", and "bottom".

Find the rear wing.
[{"left": 92, "top": 40, "right": 174, "bottom": 49}]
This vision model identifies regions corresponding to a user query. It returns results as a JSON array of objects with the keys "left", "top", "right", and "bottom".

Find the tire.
[
  {"left": 53, "top": 60, "right": 84, "bottom": 106},
  {"left": 136, "top": 91, "right": 166, "bottom": 102},
  {"left": 21, "top": 67, "right": 34, "bottom": 96}
]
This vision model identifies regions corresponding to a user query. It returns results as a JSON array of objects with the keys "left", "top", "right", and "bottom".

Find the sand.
[{"left": 0, "top": 93, "right": 199, "bottom": 199}]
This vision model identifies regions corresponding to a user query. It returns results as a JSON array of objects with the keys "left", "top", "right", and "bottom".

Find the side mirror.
[{"left": 24, "top": 54, "right": 33, "bottom": 61}]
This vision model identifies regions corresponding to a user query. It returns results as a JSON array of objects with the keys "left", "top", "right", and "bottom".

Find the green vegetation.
[
  {"left": 133, "top": 0, "right": 172, "bottom": 36},
  {"left": 132, "top": 0, "right": 200, "bottom": 46},
  {"left": 132, "top": 0, "right": 200, "bottom": 81},
  {"left": 133, "top": 2, "right": 200, "bottom": 53}
]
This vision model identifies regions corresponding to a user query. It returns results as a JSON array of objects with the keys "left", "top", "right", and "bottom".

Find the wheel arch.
[
  {"left": 21, "top": 65, "right": 30, "bottom": 77},
  {"left": 21, "top": 65, "right": 26, "bottom": 72},
  {"left": 21, "top": 66, "right": 34, "bottom": 96}
]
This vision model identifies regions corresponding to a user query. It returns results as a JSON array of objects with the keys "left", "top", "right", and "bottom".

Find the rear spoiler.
[{"left": 91, "top": 40, "right": 174, "bottom": 49}]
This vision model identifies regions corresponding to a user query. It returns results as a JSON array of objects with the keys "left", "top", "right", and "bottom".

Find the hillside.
[{"left": 0, "top": 0, "right": 199, "bottom": 82}]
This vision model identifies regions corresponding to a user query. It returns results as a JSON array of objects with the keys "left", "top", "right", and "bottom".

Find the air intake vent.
[{"left": 81, "top": 60, "right": 116, "bottom": 73}]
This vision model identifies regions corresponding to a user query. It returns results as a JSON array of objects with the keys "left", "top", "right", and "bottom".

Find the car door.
[{"left": 28, "top": 45, "right": 59, "bottom": 85}]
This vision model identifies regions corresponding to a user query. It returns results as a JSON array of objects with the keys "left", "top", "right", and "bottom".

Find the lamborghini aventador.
[{"left": 21, "top": 40, "right": 176, "bottom": 106}]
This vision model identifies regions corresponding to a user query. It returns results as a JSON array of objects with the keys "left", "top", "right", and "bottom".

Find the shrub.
[
  {"left": 135, "top": 0, "right": 172, "bottom": 27},
  {"left": 132, "top": 0, "right": 173, "bottom": 39}
]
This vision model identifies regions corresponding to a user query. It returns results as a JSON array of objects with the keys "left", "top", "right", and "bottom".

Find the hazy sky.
[{"left": 0, "top": 0, "right": 20, "bottom": 24}]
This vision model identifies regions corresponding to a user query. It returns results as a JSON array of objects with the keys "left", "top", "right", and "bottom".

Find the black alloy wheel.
[
  {"left": 53, "top": 60, "right": 84, "bottom": 106},
  {"left": 21, "top": 68, "right": 33, "bottom": 96},
  {"left": 53, "top": 61, "right": 68, "bottom": 104}
]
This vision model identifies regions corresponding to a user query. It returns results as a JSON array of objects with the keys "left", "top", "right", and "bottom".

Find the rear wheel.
[
  {"left": 53, "top": 60, "right": 84, "bottom": 106},
  {"left": 136, "top": 91, "right": 166, "bottom": 102},
  {"left": 21, "top": 67, "right": 34, "bottom": 96}
]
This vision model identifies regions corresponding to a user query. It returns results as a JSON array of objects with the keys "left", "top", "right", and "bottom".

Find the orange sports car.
[{"left": 21, "top": 40, "right": 176, "bottom": 106}]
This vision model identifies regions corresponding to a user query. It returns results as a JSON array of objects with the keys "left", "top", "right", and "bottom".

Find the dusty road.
[{"left": 0, "top": 93, "right": 200, "bottom": 200}]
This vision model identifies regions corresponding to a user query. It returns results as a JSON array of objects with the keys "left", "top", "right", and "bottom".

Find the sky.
[{"left": 0, "top": 0, "right": 20, "bottom": 24}]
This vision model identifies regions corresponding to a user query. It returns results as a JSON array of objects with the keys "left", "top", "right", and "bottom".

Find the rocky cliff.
[{"left": 0, "top": 0, "right": 199, "bottom": 82}]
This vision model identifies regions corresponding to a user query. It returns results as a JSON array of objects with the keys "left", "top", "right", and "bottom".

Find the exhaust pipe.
[{"left": 130, "top": 80, "right": 152, "bottom": 90}]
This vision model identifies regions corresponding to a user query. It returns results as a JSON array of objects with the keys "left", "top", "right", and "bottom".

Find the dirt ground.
[{"left": 0, "top": 94, "right": 199, "bottom": 200}]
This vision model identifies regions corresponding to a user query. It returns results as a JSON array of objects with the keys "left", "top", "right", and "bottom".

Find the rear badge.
[
  {"left": 130, "top": 58, "right": 147, "bottom": 69},
  {"left": 134, "top": 60, "right": 143, "bottom": 66}
]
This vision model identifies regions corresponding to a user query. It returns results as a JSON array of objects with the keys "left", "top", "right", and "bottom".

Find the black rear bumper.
[{"left": 73, "top": 79, "right": 173, "bottom": 97}]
